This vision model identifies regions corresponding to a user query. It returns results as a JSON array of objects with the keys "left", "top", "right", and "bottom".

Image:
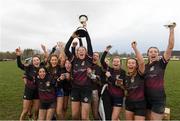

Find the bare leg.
[
  {"left": 151, "top": 111, "right": 164, "bottom": 120},
  {"left": 91, "top": 90, "right": 100, "bottom": 120},
  {"left": 32, "top": 99, "right": 40, "bottom": 120},
  {"left": 56, "top": 97, "right": 64, "bottom": 120},
  {"left": 125, "top": 110, "right": 134, "bottom": 120},
  {"left": 63, "top": 96, "right": 69, "bottom": 118},
  {"left": 111, "top": 106, "right": 122, "bottom": 121},
  {"left": 19, "top": 99, "right": 32, "bottom": 121},
  {"left": 71, "top": 101, "right": 81, "bottom": 120},
  {"left": 38, "top": 109, "right": 46, "bottom": 120},
  {"left": 81, "top": 102, "right": 90, "bottom": 120},
  {"left": 46, "top": 108, "right": 55, "bottom": 120}
]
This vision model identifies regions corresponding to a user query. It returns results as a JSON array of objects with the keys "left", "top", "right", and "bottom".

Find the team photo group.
[{"left": 15, "top": 15, "right": 176, "bottom": 120}]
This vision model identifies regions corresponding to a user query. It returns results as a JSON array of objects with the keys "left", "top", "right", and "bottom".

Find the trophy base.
[{"left": 75, "top": 27, "right": 87, "bottom": 37}]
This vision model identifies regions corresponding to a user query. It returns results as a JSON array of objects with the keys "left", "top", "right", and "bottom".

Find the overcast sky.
[{"left": 0, "top": 0, "right": 180, "bottom": 53}]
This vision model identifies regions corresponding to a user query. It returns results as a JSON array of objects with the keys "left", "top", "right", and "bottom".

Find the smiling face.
[
  {"left": 93, "top": 52, "right": 99, "bottom": 64},
  {"left": 77, "top": 47, "right": 86, "bottom": 60},
  {"left": 127, "top": 58, "right": 138, "bottom": 73},
  {"left": 38, "top": 68, "right": 46, "bottom": 79},
  {"left": 147, "top": 47, "right": 159, "bottom": 63},
  {"left": 65, "top": 60, "right": 71, "bottom": 71},
  {"left": 32, "top": 56, "right": 40, "bottom": 68},
  {"left": 50, "top": 55, "right": 58, "bottom": 67},
  {"left": 112, "top": 57, "right": 121, "bottom": 70}
]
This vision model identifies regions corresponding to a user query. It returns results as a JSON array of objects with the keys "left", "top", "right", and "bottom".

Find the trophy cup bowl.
[{"left": 75, "top": 15, "right": 88, "bottom": 37}]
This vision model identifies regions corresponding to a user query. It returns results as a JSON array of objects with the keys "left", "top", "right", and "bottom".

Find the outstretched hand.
[
  {"left": 72, "top": 41, "right": 78, "bottom": 47},
  {"left": 41, "top": 44, "right": 47, "bottom": 52},
  {"left": 57, "top": 42, "right": 65, "bottom": 49},
  {"left": 131, "top": 41, "right": 137, "bottom": 50},
  {"left": 71, "top": 32, "right": 79, "bottom": 39},
  {"left": 15, "top": 47, "right": 22, "bottom": 56}
]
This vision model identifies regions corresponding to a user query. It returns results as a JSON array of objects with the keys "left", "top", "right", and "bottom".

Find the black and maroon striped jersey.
[
  {"left": 100, "top": 51, "right": 126, "bottom": 97},
  {"left": 72, "top": 56, "right": 93, "bottom": 87},
  {"left": 65, "top": 31, "right": 93, "bottom": 87},
  {"left": 17, "top": 56, "right": 44, "bottom": 89},
  {"left": 47, "top": 66, "right": 66, "bottom": 88},
  {"left": 107, "top": 68, "right": 126, "bottom": 97},
  {"left": 125, "top": 72, "right": 145, "bottom": 101},
  {"left": 36, "top": 75, "right": 56, "bottom": 103},
  {"left": 62, "top": 70, "right": 72, "bottom": 92},
  {"left": 91, "top": 63, "right": 103, "bottom": 90},
  {"left": 144, "top": 56, "right": 168, "bottom": 99}
]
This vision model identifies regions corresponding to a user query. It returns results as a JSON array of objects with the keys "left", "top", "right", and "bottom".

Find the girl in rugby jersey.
[
  {"left": 65, "top": 31, "right": 93, "bottom": 120},
  {"left": 16, "top": 47, "right": 42, "bottom": 120},
  {"left": 100, "top": 45, "right": 126, "bottom": 120},
  {"left": 124, "top": 41, "right": 145, "bottom": 120},
  {"left": 145, "top": 23, "right": 176, "bottom": 120},
  {"left": 36, "top": 66, "right": 56, "bottom": 120}
]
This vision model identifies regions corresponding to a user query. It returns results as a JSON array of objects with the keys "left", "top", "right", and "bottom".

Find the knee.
[
  {"left": 111, "top": 114, "right": 119, "bottom": 120},
  {"left": 72, "top": 112, "right": 80, "bottom": 120},
  {"left": 22, "top": 108, "right": 29, "bottom": 114},
  {"left": 81, "top": 115, "right": 89, "bottom": 120}
]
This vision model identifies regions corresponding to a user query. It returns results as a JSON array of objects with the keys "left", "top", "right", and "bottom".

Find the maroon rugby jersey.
[
  {"left": 125, "top": 72, "right": 145, "bottom": 101},
  {"left": 72, "top": 56, "right": 93, "bottom": 87},
  {"left": 36, "top": 75, "right": 56, "bottom": 102},
  {"left": 100, "top": 51, "right": 126, "bottom": 97},
  {"left": 144, "top": 56, "right": 168, "bottom": 99}
]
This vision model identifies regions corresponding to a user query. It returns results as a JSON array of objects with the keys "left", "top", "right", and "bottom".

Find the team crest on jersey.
[
  {"left": 84, "top": 97, "right": 88, "bottom": 102},
  {"left": 46, "top": 81, "right": 50, "bottom": 87},
  {"left": 131, "top": 77, "right": 134, "bottom": 83},
  {"left": 116, "top": 75, "right": 120, "bottom": 80},
  {"left": 150, "top": 66, "right": 154, "bottom": 71},
  {"left": 81, "top": 61, "right": 85, "bottom": 66}
]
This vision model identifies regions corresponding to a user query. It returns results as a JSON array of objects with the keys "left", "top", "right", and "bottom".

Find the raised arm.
[
  {"left": 71, "top": 41, "right": 78, "bottom": 56},
  {"left": 100, "top": 45, "right": 112, "bottom": 70},
  {"left": 85, "top": 32, "right": 93, "bottom": 57},
  {"left": 57, "top": 42, "right": 66, "bottom": 59},
  {"left": 131, "top": 41, "right": 145, "bottom": 74},
  {"left": 79, "top": 38, "right": 83, "bottom": 47},
  {"left": 41, "top": 44, "right": 49, "bottom": 62},
  {"left": 65, "top": 32, "right": 78, "bottom": 59},
  {"left": 57, "top": 42, "right": 66, "bottom": 67},
  {"left": 15, "top": 47, "right": 25, "bottom": 70},
  {"left": 164, "top": 24, "right": 176, "bottom": 61}
]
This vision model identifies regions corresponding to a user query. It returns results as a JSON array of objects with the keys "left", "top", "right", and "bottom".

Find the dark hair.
[
  {"left": 48, "top": 54, "right": 59, "bottom": 67},
  {"left": 32, "top": 54, "right": 41, "bottom": 61},
  {"left": 37, "top": 66, "right": 48, "bottom": 74},
  {"left": 126, "top": 58, "right": 138, "bottom": 69},
  {"left": 112, "top": 56, "right": 122, "bottom": 64},
  {"left": 77, "top": 46, "right": 87, "bottom": 52},
  {"left": 93, "top": 52, "right": 99, "bottom": 55},
  {"left": 147, "top": 47, "right": 159, "bottom": 56}
]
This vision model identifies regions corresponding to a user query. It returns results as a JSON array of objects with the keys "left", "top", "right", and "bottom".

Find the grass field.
[{"left": 0, "top": 61, "right": 180, "bottom": 120}]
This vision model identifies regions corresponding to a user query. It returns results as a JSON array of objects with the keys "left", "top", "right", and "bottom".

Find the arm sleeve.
[
  {"left": 100, "top": 51, "right": 108, "bottom": 70},
  {"left": 17, "top": 56, "right": 25, "bottom": 70},
  {"left": 71, "top": 46, "right": 76, "bottom": 56},
  {"left": 65, "top": 37, "right": 74, "bottom": 60},
  {"left": 50, "top": 46, "right": 56, "bottom": 55},
  {"left": 79, "top": 38, "right": 83, "bottom": 46},
  {"left": 85, "top": 32, "right": 93, "bottom": 57},
  {"left": 160, "top": 56, "right": 169, "bottom": 69}
]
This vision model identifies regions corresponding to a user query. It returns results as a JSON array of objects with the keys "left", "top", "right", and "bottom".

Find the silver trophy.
[
  {"left": 75, "top": 15, "right": 88, "bottom": 37},
  {"left": 164, "top": 22, "right": 176, "bottom": 28}
]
